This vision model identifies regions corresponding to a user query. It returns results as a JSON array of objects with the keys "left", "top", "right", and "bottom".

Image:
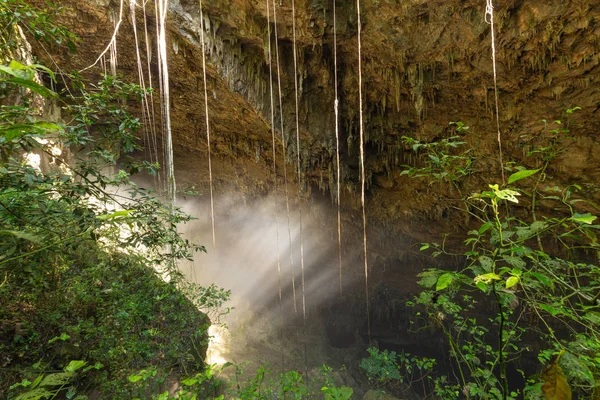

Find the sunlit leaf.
[
  {"left": 181, "top": 378, "right": 198, "bottom": 386},
  {"left": 64, "top": 360, "right": 86, "bottom": 373},
  {"left": 39, "top": 372, "right": 73, "bottom": 387},
  {"left": 128, "top": 375, "right": 142, "bottom": 383},
  {"left": 474, "top": 272, "right": 501, "bottom": 284},
  {"left": 506, "top": 276, "right": 519, "bottom": 289},
  {"left": 96, "top": 209, "right": 135, "bottom": 220},
  {"left": 494, "top": 188, "right": 520, "bottom": 203},
  {"left": 572, "top": 213, "right": 596, "bottom": 225},
  {"left": 508, "top": 169, "right": 540, "bottom": 184},
  {"left": 436, "top": 273, "right": 454, "bottom": 291},
  {"left": 14, "top": 388, "right": 54, "bottom": 400}
]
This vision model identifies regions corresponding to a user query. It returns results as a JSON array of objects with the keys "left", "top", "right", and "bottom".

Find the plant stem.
[{"left": 492, "top": 284, "right": 508, "bottom": 400}]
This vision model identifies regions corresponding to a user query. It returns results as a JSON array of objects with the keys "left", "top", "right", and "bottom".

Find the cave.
[{"left": 3, "top": 0, "right": 600, "bottom": 398}]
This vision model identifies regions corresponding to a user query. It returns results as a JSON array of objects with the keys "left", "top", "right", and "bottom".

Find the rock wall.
[{"left": 24, "top": 0, "right": 600, "bottom": 352}]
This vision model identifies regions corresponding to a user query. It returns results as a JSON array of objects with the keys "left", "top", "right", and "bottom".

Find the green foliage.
[
  {"left": 410, "top": 111, "right": 600, "bottom": 399},
  {"left": 360, "top": 347, "right": 456, "bottom": 398},
  {"left": 360, "top": 348, "right": 402, "bottom": 385},
  {"left": 223, "top": 364, "right": 353, "bottom": 399},
  {"left": 401, "top": 122, "right": 473, "bottom": 189},
  {"left": 125, "top": 364, "right": 227, "bottom": 400},
  {"left": 321, "top": 385, "right": 353, "bottom": 400},
  {"left": 0, "top": 39, "right": 224, "bottom": 400},
  {"left": 8, "top": 359, "right": 102, "bottom": 400},
  {"left": 0, "top": 0, "right": 78, "bottom": 62}
]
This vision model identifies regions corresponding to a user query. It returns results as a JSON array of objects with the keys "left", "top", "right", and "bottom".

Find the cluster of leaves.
[
  {"left": 403, "top": 112, "right": 600, "bottom": 399},
  {"left": 0, "top": 0, "right": 77, "bottom": 62},
  {"left": 122, "top": 363, "right": 354, "bottom": 400},
  {"left": 227, "top": 364, "right": 353, "bottom": 400},
  {"left": 400, "top": 122, "right": 473, "bottom": 189},
  {"left": 360, "top": 347, "right": 457, "bottom": 398},
  {"left": 126, "top": 363, "right": 226, "bottom": 400},
  {"left": 9, "top": 358, "right": 102, "bottom": 400}
]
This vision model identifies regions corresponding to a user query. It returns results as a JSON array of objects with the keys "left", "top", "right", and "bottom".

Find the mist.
[{"left": 176, "top": 191, "right": 369, "bottom": 371}]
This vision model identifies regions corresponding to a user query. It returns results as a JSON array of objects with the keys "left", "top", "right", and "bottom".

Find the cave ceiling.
[{"left": 28, "top": 0, "right": 600, "bottom": 247}]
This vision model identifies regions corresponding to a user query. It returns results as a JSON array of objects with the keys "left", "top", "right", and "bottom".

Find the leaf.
[
  {"left": 0, "top": 230, "right": 42, "bottom": 243},
  {"left": 419, "top": 243, "right": 430, "bottom": 251},
  {"left": 417, "top": 270, "right": 441, "bottom": 289},
  {"left": 39, "top": 372, "right": 74, "bottom": 387},
  {"left": 436, "top": 273, "right": 454, "bottom": 291},
  {"left": 542, "top": 358, "right": 572, "bottom": 400},
  {"left": 530, "top": 221, "right": 547, "bottom": 232},
  {"left": 96, "top": 209, "right": 135, "bottom": 220},
  {"left": 14, "top": 388, "right": 54, "bottom": 400},
  {"left": 506, "top": 276, "right": 519, "bottom": 289},
  {"left": 474, "top": 273, "right": 501, "bottom": 284},
  {"left": 0, "top": 62, "right": 31, "bottom": 79},
  {"left": 479, "top": 255, "right": 494, "bottom": 272},
  {"left": 508, "top": 169, "right": 540, "bottom": 184},
  {"left": 494, "top": 188, "right": 520, "bottom": 203},
  {"left": 530, "top": 272, "right": 553, "bottom": 288},
  {"left": 476, "top": 281, "right": 488, "bottom": 292},
  {"left": 181, "top": 378, "right": 198, "bottom": 386},
  {"left": 478, "top": 221, "right": 493, "bottom": 235},
  {"left": 128, "top": 375, "right": 142, "bottom": 383},
  {"left": 572, "top": 213, "right": 596, "bottom": 225},
  {"left": 10, "top": 379, "right": 32, "bottom": 390},
  {"left": 540, "top": 304, "right": 560, "bottom": 316},
  {"left": 6, "top": 77, "right": 57, "bottom": 98},
  {"left": 30, "top": 374, "right": 43, "bottom": 389},
  {"left": 583, "top": 312, "right": 600, "bottom": 325},
  {"left": 82, "top": 362, "right": 103, "bottom": 374},
  {"left": 30, "top": 64, "right": 56, "bottom": 81},
  {"left": 64, "top": 360, "right": 86, "bottom": 373},
  {"left": 502, "top": 256, "right": 526, "bottom": 269}
]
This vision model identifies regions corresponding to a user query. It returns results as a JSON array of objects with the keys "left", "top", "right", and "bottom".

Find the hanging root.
[
  {"left": 265, "top": 0, "right": 285, "bottom": 372},
  {"left": 80, "top": 0, "right": 124, "bottom": 73},
  {"left": 271, "top": 0, "right": 296, "bottom": 318},
  {"left": 333, "top": 0, "right": 343, "bottom": 298},
  {"left": 485, "top": 0, "right": 505, "bottom": 184},
  {"left": 199, "top": 0, "right": 217, "bottom": 248},
  {"left": 291, "top": 0, "right": 308, "bottom": 379},
  {"left": 157, "top": 0, "right": 176, "bottom": 207},
  {"left": 356, "top": 0, "right": 371, "bottom": 346}
]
